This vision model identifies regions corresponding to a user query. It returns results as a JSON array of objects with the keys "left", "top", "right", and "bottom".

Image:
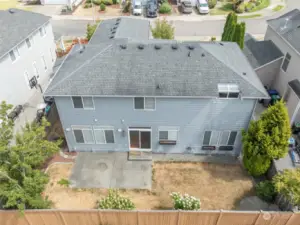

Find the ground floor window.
[
  {"left": 159, "top": 127, "right": 178, "bottom": 145},
  {"left": 93, "top": 126, "right": 115, "bottom": 144},
  {"left": 202, "top": 130, "right": 238, "bottom": 151},
  {"left": 129, "top": 127, "right": 151, "bottom": 150},
  {"left": 72, "top": 125, "right": 115, "bottom": 144},
  {"left": 72, "top": 126, "right": 94, "bottom": 144}
]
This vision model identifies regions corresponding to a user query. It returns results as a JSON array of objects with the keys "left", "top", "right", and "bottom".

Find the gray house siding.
[
  {"left": 55, "top": 96, "right": 256, "bottom": 155},
  {"left": 0, "top": 22, "right": 56, "bottom": 106},
  {"left": 254, "top": 58, "right": 282, "bottom": 89},
  {"left": 264, "top": 26, "right": 300, "bottom": 95}
]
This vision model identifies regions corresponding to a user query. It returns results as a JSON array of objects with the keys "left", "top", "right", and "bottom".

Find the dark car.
[
  {"left": 181, "top": 0, "right": 193, "bottom": 14},
  {"left": 146, "top": 1, "right": 158, "bottom": 18}
]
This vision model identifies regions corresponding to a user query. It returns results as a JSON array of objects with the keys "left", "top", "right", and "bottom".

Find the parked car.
[
  {"left": 146, "top": 0, "right": 158, "bottom": 18},
  {"left": 196, "top": 0, "right": 209, "bottom": 14},
  {"left": 133, "top": 0, "right": 143, "bottom": 15},
  {"left": 181, "top": 0, "right": 193, "bottom": 14}
]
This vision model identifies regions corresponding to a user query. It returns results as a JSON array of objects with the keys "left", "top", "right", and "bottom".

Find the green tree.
[
  {"left": 273, "top": 168, "right": 300, "bottom": 206},
  {"left": 86, "top": 23, "right": 98, "bottom": 41},
  {"left": 221, "top": 12, "right": 237, "bottom": 41},
  {"left": 242, "top": 101, "right": 291, "bottom": 176},
  {"left": 0, "top": 102, "right": 60, "bottom": 210},
  {"left": 150, "top": 19, "right": 174, "bottom": 40}
]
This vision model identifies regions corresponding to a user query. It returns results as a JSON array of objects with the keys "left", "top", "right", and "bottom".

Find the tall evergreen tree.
[
  {"left": 239, "top": 22, "right": 246, "bottom": 49},
  {"left": 221, "top": 12, "right": 237, "bottom": 41}
]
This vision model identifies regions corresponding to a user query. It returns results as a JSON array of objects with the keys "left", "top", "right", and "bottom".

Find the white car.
[
  {"left": 133, "top": 0, "right": 143, "bottom": 15},
  {"left": 196, "top": 0, "right": 209, "bottom": 14}
]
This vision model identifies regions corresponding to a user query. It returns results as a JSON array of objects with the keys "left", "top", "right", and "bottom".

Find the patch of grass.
[
  {"left": 210, "top": 2, "right": 233, "bottom": 15},
  {"left": 238, "top": 13, "right": 262, "bottom": 19},
  {"left": 249, "top": 0, "right": 270, "bottom": 12},
  {"left": 57, "top": 178, "right": 70, "bottom": 187},
  {"left": 272, "top": 5, "right": 284, "bottom": 12},
  {"left": 0, "top": 0, "right": 32, "bottom": 10}
]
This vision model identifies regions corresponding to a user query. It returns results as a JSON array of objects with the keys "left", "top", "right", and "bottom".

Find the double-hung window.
[
  {"left": 9, "top": 47, "right": 20, "bottom": 62},
  {"left": 218, "top": 84, "right": 239, "bottom": 98},
  {"left": 72, "top": 96, "right": 94, "bottom": 109},
  {"left": 159, "top": 127, "right": 178, "bottom": 145},
  {"left": 218, "top": 131, "right": 238, "bottom": 151},
  {"left": 202, "top": 130, "right": 237, "bottom": 151},
  {"left": 202, "top": 131, "right": 220, "bottom": 150},
  {"left": 72, "top": 126, "right": 94, "bottom": 144},
  {"left": 282, "top": 53, "right": 291, "bottom": 72},
  {"left": 134, "top": 97, "right": 155, "bottom": 110},
  {"left": 93, "top": 126, "right": 115, "bottom": 144}
]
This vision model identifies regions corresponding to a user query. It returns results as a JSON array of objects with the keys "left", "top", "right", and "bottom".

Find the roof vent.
[
  {"left": 188, "top": 51, "right": 191, "bottom": 57},
  {"left": 113, "top": 26, "right": 118, "bottom": 30},
  {"left": 9, "top": 8, "right": 15, "bottom": 14},
  {"left": 188, "top": 45, "right": 195, "bottom": 50},
  {"left": 243, "top": 72, "right": 247, "bottom": 76},
  {"left": 116, "top": 18, "right": 121, "bottom": 22},
  {"left": 109, "top": 35, "right": 114, "bottom": 39},
  {"left": 171, "top": 44, "right": 178, "bottom": 50},
  {"left": 154, "top": 44, "right": 161, "bottom": 50},
  {"left": 219, "top": 43, "right": 224, "bottom": 46},
  {"left": 111, "top": 30, "right": 116, "bottom": 34},
  {"left": 156, "top": 84, "right": 160, "bottom": 89},
  {"left": 201, "top": 53, "right": 205, "bottom": 57},
  {"left": 115, "top": 21, "right": 120, "bottom": 25},
  {"left": 138, "top": 44, "right": 144, "bottom": 50},
  {"left": 120, "top": 44, "right": 127, "bottom": 49}
]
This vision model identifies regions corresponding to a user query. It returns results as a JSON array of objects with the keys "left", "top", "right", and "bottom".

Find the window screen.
[
  {"left": 203, "top": 131, "right": 211, "bottom": 145},
  {"left": 82, "top": 129, "right": 94, "bottom": 144},
  {"left": 94, "top": 129, "right": 105, "bottom": 144},
  {"left": 145, "top": 98, "right": 155, "bottom": 109},
  {"left": 219, "top": 131, "right": 230, "bottom": 145},
  {"left": 159, "top": 130, "right": 177, "bottom": 141},
  {"left": 72, "top": 97, "right": 83, "bottom": 108},
  {"left": 82, "top": 97, "right": 94, "bottom": 109},
  {"left": 210, "top": 131, "right": 220, "bottom": 145}
]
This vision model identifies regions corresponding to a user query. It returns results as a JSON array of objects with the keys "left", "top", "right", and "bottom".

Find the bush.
[
  {"left": 159, "top": 3, "right": 172, "bottom": 14},
  {"left": 86, "top": 0, "right": 91, "bottom": 3},
  {"left": 208, "top": 0, "right": 217, "bottom": 9},
  {"left": 170, "top": 192, "right": 201, "bottom": 210},
  {"left": 93, "top": 0, "right": 101, "bottom": 5},
  {"left": 97, "top": 189, "right": 135, "bottom": 210},
  {"left": 235, "top": 2, "right": 245, "bottom": 13},
  {"left": 86, "top": 23, "right": 98, "bottom": 41},
  {"left": 245, "top": 2, "right": 255, "bottom": 11},
  {"left": 100, "top": 3, "right": 106, "bottom": 10},
  {"left": 57, "top": 178, "right": 70, "bottom": 187},
  {"left": 123, "top": 0, "right": 131, "bottom": 13},
  {"left": 255, "top": 0, "right": 262, "bottom": 6},
  {"left": 102, "top": 0, "right": 113, "bottom": 5},
  {"left": 112, "top": 0, "right": 118, "bottom": 4},
  {"left": 211, "top": 36, "right": 216, "bottom": 41},
  {"left": 84, "top": 3, "right": 92, "bottom": 8},
  {"left": 256, "top": 181, "right": 276, "bottom": 203}
]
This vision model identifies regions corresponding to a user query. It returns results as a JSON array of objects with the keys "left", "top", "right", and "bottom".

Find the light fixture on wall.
[
  {"left": 117, "top": 128, "right": 123, "bottom": 133},
  {"left": 66, "top": 128, "right": 71, "bottom": 132}
]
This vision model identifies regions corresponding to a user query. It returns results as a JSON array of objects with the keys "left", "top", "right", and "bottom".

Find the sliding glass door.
[{"left": 129, "top": 127, "right": 151, "bottom": 151}]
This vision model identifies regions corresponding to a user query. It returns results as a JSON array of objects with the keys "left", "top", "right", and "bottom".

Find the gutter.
[{"left": 254, "top": 56, "right": 284, "bottom": 71}]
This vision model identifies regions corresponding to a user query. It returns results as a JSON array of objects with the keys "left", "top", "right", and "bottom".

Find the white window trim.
[
  {"left": 93, "top": 126, "right": 115, "bottom": 144},
  {"left": 202, "top": 130, "right": 238, "bottom": 147},
  {"left": 158, "top": 127, "right": 179, "bottom": 141},
  {"left": 72, "top": 125, "right": 95, "bottom": 144},
  {"left": 41, "top": 55, "right": 47, "bottom": 71},
  {"left": 128, "top": 127, "right": 152, "bottom": 151},
  {"left": 218, "top": 84, "right": 240, "bottom": 99},
  {"left": 71, "top": 96, "right": 95, "bottom": 110},
  {"left": 281, "top": 52, "right": 291, "bottom": 73},
  {"left": 133, "top": 97, "right": 156, "bottom": 111}
]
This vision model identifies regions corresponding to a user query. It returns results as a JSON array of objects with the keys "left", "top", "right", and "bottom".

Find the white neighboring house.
[
  {"left": 40, "top": 0, "right": 82, "bottom": 7},
  {"left": 0, "top": 8, "right": 56, "bottom": 107}
]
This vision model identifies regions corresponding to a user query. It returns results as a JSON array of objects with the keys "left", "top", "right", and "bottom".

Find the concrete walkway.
[{"left": 51, "top": 0, "right": 286, "bottom": 21}]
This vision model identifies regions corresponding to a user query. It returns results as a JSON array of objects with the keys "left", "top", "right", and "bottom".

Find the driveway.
[{"left": 69, "top": 152, "right": 152, "bottom": 189}]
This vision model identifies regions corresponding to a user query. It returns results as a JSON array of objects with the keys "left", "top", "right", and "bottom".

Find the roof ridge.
[
  {"left": 202, "top": 43, "right": 268, "bottom": 97},
  {"left": 45, "top": 44, "right": 112, "bottom": 94}
]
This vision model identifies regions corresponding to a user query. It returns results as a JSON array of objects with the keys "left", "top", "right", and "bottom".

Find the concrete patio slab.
[{"left": 69, "top": 152, "right": 152, "bottom": 189}]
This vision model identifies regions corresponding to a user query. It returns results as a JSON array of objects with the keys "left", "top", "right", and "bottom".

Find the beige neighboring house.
[{"left": 244, "top": 9, "right": 300, "bottom": 126}]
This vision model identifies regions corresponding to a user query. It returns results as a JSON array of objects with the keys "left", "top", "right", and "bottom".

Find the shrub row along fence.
[{"left": 1, "top": 210, "right": 300, "bottom": 225}]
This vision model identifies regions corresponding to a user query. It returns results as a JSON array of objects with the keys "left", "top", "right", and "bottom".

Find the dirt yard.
[{"left": 44, "top": 162, "right": 254, "bottom": 210}]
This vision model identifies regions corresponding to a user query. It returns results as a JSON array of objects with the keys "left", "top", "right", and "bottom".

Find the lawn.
[
  {"left": 272, "top": 5, "right": 284, "bottom": 12},
  {"left": 210, "top": 2, "right": 233, "bottom": 16},
  {"left": 44, "top": 162, "right": 254, "bottom": 210},
  {"left": 238, "top": 13, "right": 262, "bottom": 19},
  {"left": 0, "top": 0, "right": 32, "bottom": 10},
  {"left": 249, "top": 0, "right": 270, "bottom": 12}
]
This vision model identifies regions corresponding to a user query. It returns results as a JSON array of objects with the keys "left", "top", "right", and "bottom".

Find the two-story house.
[
  {"left": 244, "top": 9, "right": 300, "bottom": 126},
  {"left": 0, "top": 8, "right": 56, "bottom": 107},
  {"left": 44, "top": 18, "right": 268, "bottom": 156}
]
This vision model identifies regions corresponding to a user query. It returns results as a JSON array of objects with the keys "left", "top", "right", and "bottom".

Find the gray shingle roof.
[
  {"left": 243, "top": 34, "right": 283, "bottom": 68},
  {"left": 288, "top": 79, "right": 300, "bottom": 99},
  {"left": 267, "top": 9, "right": 300, "bottom": 54},
  {"left": 0, "top": 8, "right": 50, "bottom": 58},
  {"left": 45, "top": 40, "right": 268, "bottom": 98},
  {"left": 89, "top": 18, "right": 149, "bottom": 44}
]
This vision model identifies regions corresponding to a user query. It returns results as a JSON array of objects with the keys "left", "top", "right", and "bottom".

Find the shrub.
[
  {"left": 208, "top": 0, "right": 217, "bottom": 9},
  {"left": 86, "top": 0, "right": 91, "bottom": 3},
  {"left": 123, "top": 0, "right": 131, "bottom": 13},
  {"left": 100, "top": 3, "right": 106, "bottom": 10},
  {"left": 86, "top": 23, "right": 98, "bottom": 41},
  {"left": 245, "top": 2, "right": 255, "bottom": 11},
  {"left": 97, "top": 189, "right": 135, "bottom": 210},
  {"left": 102, "top": 0, "right": 113, "bottom": 5},
  {"left": 57, "top": 178, "right": 70, "bottom": 187},
  {"left": 159, "top": 3, "right": 172, "bottom": 14},
  {"left": 170, "top": 192, "right": 201, "bottom": 210},
  {"left": 150, "top": 19, "right": 174, "bottom": 39},
  {"left": 255, "top": 0, "right": 262, "bottom": 6},
  {"left": 256, "top": 181, "right": 276, "bottom": 203},
  {"left": 112, "top": 0, "right": 118, "bottom": 4},
  {"left": 211, "top": 36, "right": 216, "bottom": 41},
  {"left": 84, "top": 3, "right": 92, "bottom": 8},
  {"left": 235, "top": 2, "right": 245, "bottom": 13},
  {"left": 93, "top": 0, "right": 101, "bottom": 5}
]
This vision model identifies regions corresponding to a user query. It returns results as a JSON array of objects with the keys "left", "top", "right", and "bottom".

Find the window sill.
[
  {"left": 201, "top": 146, "right": 216, "bottom": 151},
  {"left": 159, "top": 140, "right": 176, "bottom": 145},
  {"left": 219, "top": 146, "right": 234, "bottom": 151}
]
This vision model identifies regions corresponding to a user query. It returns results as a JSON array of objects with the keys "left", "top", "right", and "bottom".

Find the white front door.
[{"left": 128, "top": 127, "right": 151, "bottom": 151}]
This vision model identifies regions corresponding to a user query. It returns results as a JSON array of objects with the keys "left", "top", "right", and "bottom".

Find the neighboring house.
[
  {"left": 244, "top": 9, "right": 300, "bottom": 125},
  {"left": 44, "top": 18, "right": 268, "bottom": 156},
  {"left": 40, "top": 0, "right": 81, "bottom": 7},
  {"left": 0, "top": 8, "right": 56, "bottom": 107}
]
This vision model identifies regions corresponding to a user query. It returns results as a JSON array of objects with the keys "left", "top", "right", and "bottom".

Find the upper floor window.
[
  {"left": 218, "top": 84, "right": 239, "bottom": 98},
  {"left": 9, "top": 47, "right": 19, "bottom": 62},
  {"left": 72, "top": 96, "right": 94, "bottom": 109},
  {"left": 39, "top": 26, "right": 46, "bottom": 37},
  {"left": 25, "top": 38, "right": 32, "bottom": 48},
  {"left": 134, "top": 97, "right": 155, "bottom": 110},
  {"left": 282, "top": 53, "right": 291, "bottom": 72}
]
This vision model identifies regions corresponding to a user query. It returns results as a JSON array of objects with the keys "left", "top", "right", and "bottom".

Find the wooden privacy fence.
[{"left": 1, "top": 210, "right": 300, "bottom": 225}]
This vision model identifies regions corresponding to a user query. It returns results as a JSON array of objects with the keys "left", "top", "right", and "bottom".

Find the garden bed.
[{"left": 44, "top": 162, "right": 254, "bottom": 210}]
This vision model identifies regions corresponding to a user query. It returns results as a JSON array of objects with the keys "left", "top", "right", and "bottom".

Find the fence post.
[
  {"left": 176, "top": 210, "right": 181, "bottom": 225},
  {"left": 284, "top": 213, "right": 294, "bottom": 225},
  {"left": 58, "top": 211, "right": 67, "bottom": 225},
  {"left": 137, "top": 210, "right": 140, "bottom": 225},
  {"left": 253, "top": 211, "right": 262, "bottom": 225},
  {"left": 215, "top": 210, "right": 223, "bottom": 225}
]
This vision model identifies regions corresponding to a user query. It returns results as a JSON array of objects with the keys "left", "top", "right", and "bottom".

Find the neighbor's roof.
[
  {"left": 89, "top": 18, "right": 150, "bottom": 44},
  {"left": 44, "top": 40, "right": 268, "bottom": 98},
  {"left": 243, "top": 34, "right": 283, "bottom": 68},
  {"left": 288, "top": 79, "right": 300, "bottom": 99},
  {"left": 267, "top": 9, "right": 300, "bottom": 54},
  {"left": 0, "top": 8, "right": 50, "bottom": 59}
]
